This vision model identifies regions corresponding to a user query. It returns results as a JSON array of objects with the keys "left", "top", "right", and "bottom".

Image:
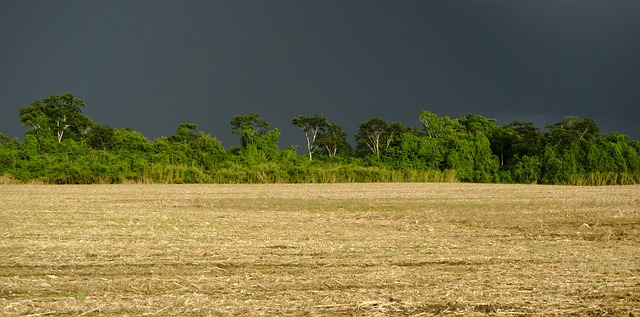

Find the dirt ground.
[{"left": 1, "top": 183, "right": 638, "bottom": 316}]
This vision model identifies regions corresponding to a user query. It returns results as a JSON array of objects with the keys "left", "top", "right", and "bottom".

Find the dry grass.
[{"left": 0, "top": 183, "right": 638, "bottom": 316}]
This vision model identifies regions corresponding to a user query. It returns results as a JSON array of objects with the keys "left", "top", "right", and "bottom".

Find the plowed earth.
[{"left": 1, "top": 183, "right": 638, "bottom": 316}]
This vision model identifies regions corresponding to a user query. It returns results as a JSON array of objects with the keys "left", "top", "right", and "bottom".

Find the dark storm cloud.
[{"left": 1, "top": 0, "right": 639, "bottom": 148}]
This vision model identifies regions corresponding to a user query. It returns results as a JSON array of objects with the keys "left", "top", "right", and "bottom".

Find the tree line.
[{"left": 1, "top": 92, "right": 639, "bottom": 185}]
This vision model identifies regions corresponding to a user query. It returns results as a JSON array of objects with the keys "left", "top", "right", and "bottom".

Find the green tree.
[
  {"left": 317, "top": 122, "right": 351, "bottom": 157},
  {"left": 292, "top": 114, "right": 329, "bottom": 161},
  {"left": 240, "top": 129, "right": 281, "bottom": 163},
  {"left": 149, "top": 137, "right": 186, "bottom": 167},
  {"left": 512, "top": 155, "right": 542, "bottom": 184},
  {"left": 188, "top": 131, "right": 225, "bottom": 170},
  {"left": 584, "top": 137, "right": 617, "bottom": 173},
  {"left": 165, "top": 123, "right": 225, "bottom": 169},
  {"left": 541, "top": 143, "right": 579, "bottom": 184},
  {"left": 615, "top": 135, "right": 640, "bottom": 174},
  {"left": 445, "top": 132, "right": 499, "bottom": 182},
  {"left": 505, "top": 121, "right": 543, "bottom": 156},
  {"left": 545, "top": 116, "right": 600, "bottom": 148},
  {"left": 19, "top": 93, "right": 94, "bottom": 143},
  {"left": 107, "top": 128, "right": 151, "bottom": 181},
  {"left": 355, "top": 118, "right": 386, "bottom": 158},
  {"left": 446, "top": 138, "right": 475, "bottom": 181},
  {"left": 231, "top": 112, "right": 274, "bottom": 152},
  {"left": 418, "top": 110, "right": 462, "bottom": 139},
  {"left": 490, "top": 121, "right": 544, "bottom": 170},
  {"left": 86, "top": 125, "right": 116, "bottom": 150},
  {"left": 385, "top": 132, "right": 444, "bottom": 170},
  {"left": 355, "top": 118, "right": 403, "bottom": 158},
  {"left": 231, "top": 112, "right": 271, "bottom": 136},
  {"left": 472, "top": 133, "right": 499, "bottom": 183},
  {"left": 171, "top": 123, "right": 199, "bottom": 144},
  {"left": 111, "top": 128, "right": 150, "bottom": 153},
  {"left": 459, "top": 114, "right": 497, "bottom": 136},
  {"left": 0, "top": 132, "right": 20, "bottom": 149},
  {"left": 541, "top": 145, "right": 565, "bottom": 184},
  {"left": 229, "top": 113, "right": 280, "bottom": 163},
  {"left": 0, "top": 131, "right": 12, "bottom": 147},
  {"left": 0, "top": 131, "right": 19, "bottom": 175},
  {"left": 385, "top": 122, "right": 406, "bottom": 151},
  {"left": 254, "top": 129, "right": 281, "bottom": 160}
]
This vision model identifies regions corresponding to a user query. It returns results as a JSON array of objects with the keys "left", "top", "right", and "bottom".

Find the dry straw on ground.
[{"left": 1, "top": 183, "right": 638, "bottom": 316}]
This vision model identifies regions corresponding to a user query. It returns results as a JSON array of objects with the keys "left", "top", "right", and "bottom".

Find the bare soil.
[{"left": 1, "top": 183, "right": 638, "bottom": 316}]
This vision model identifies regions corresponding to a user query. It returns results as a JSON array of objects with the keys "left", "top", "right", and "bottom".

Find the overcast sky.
[{"left": 1, "top": 0, "right": 639, "bottom": 148}]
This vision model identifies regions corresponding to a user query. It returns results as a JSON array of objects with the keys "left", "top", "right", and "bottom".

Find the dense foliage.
[{"left": 1, "top": 93, "right": 639, "bottom": 185}]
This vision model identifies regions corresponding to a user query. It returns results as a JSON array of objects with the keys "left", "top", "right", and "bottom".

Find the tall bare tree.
[{"left": 292, "top": 114, "right": 329, "bottom": 161}]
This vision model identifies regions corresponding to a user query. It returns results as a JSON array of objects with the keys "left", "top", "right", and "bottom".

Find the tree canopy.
[
  {"left": 19, "top": 93, "right": 94, "bottom": 143},
  {"left": 292, "top": 114, "right": 330, "bottom": 161},
  {"left": 2, "top": 93, "right": 639, "bottom": 185},
  {"left": 231, "top": 112, "right": 271, "bottom": 136}
]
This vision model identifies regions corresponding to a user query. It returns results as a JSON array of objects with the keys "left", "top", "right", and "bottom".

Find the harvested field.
[{"left": 0, "top": 183, "right": 639, "bottom": 316}]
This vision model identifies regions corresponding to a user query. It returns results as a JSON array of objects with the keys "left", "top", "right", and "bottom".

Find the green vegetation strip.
[{"left": 2, "top": 93, "right": 640, "bottom": 185}]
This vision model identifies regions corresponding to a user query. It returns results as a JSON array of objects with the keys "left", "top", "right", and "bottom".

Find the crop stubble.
[{"left": 0, "top": 183, "right": 638, "bottom": 316}]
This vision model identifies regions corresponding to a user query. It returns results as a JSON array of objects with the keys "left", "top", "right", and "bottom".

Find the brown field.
[{"left": 0, "top": 183, "right": 639, "bottom": 316}]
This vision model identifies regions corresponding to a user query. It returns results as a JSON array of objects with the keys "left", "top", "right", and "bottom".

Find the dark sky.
[{"left": 2, "top": 0, "right": 639, "bottom": 148}]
